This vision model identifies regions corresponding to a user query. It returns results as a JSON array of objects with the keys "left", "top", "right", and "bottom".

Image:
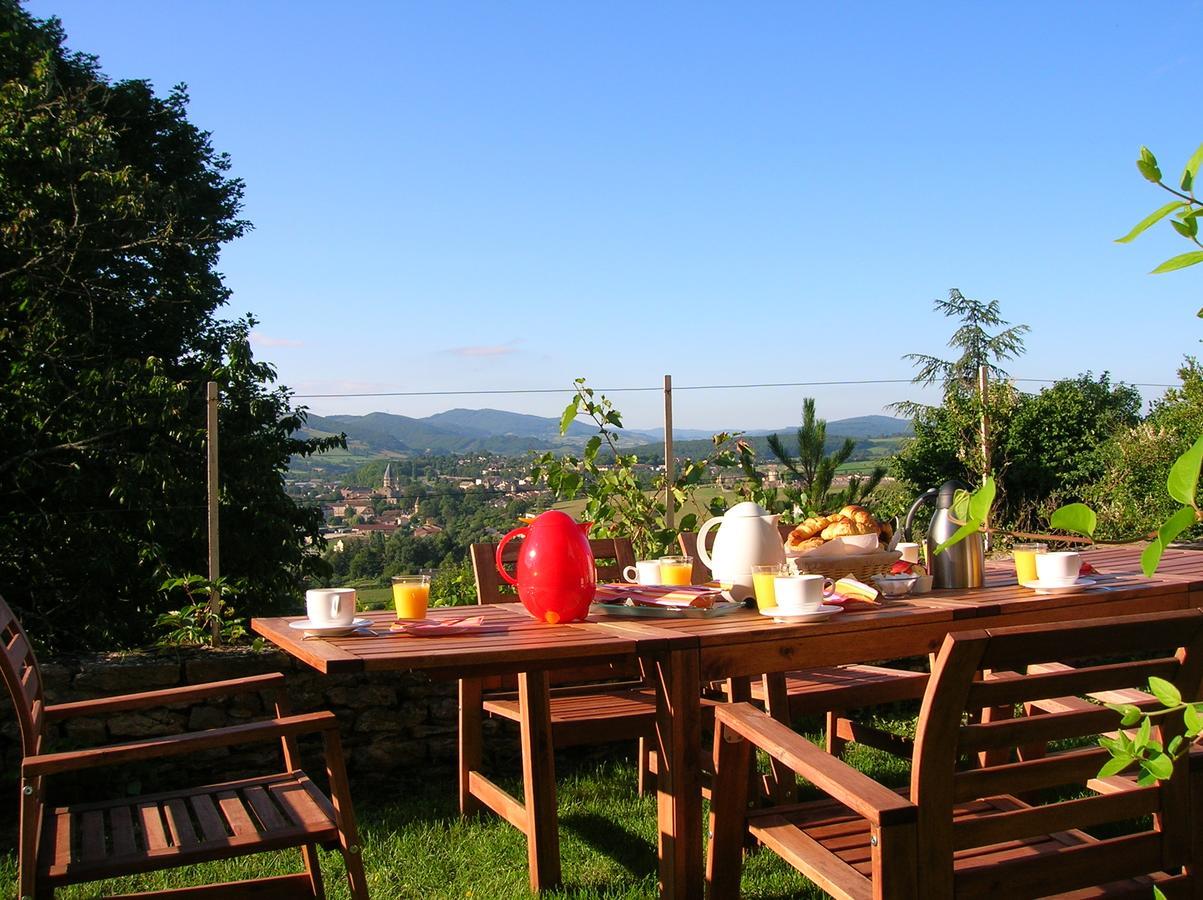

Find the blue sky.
[{"left": 25, "top": 0, "right": 1203, "bottom": 429}]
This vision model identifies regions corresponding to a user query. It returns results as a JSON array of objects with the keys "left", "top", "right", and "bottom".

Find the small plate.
[
  {"left": 288, "top": 617, "right": 372, "bottom": 636},
  {"left": 759, "top": 605, "right": 843, "bottom": 623},
  {"left": 1019, "top": 577, "right": 1098, "bottom": 594}
]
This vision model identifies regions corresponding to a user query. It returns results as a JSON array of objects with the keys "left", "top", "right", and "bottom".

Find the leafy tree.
[
  {"left": 0, "top": 3, "right": 340, "bottom": 649},
  {"left": 901, "top": 288, "right": 1031, "bottom": 393}
]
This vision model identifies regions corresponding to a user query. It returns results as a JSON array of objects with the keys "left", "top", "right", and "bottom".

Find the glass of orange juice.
[
  {"left": 658, "top": 556, "right": 694, "bottom": 585},
  {"left": 751, "top": 564, "right": 784, "bottom": 611},
  {"left": 391, "top": 574, "right": 431, "bottom": 620},
  {"left": 1013, "top": 543, "right": 1047, "bottom": 584}
]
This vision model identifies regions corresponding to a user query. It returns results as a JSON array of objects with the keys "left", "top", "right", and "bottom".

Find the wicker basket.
[{"left": 787, "top": 549, "right": 902, "bottom": 582}]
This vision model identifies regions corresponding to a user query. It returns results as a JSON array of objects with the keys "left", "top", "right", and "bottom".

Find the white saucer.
[
  {"left": 759, "top": 605, "right": 843, "bottom": 623},
  {"left": 1019, "top": 577, "right": 1098, "bottom": 594},
  {"left": 288, "top": 617, "right": 372, "bottom": 636}
]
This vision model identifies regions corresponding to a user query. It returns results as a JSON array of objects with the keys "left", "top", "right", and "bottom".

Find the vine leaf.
[
  {"left": 1149, "top": 676, "right": 1182, "bottom": 708},
  {"left": 1049, "top": 502, "right": 1096, "bottom": 538},
  {"left": 1167, "top": 433, "right": 1203, "bottom": 506},
  {"left": 1114, "top": 200, "right": 1187, "bottom": 243},
  {"left": 1151, "top": 251, "right": 1203, "bottom": 274}
]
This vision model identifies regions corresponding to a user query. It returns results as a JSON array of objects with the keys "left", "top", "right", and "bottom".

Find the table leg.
[
  {"left": 458, "top": 678, "right": 483, "bottom": 817},
  {"left": 518, "top": 670, "right": 561, "bottom": 892},
  {"left": 646, "top": 644, "right": 703, "bottom": 900}
]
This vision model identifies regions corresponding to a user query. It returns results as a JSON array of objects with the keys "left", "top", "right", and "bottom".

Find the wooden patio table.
[{"left": 254, "top": 545, "right": 1203, "bottom": 899}]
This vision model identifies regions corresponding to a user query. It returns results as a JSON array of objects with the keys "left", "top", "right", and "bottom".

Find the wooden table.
[{"left": 254, "top": 546, "right": 1203, "bottom": 899}]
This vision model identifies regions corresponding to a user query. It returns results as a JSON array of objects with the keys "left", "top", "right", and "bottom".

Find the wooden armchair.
[
  {"left": 707, "top": 608, "right": 1203, "bottom": 899},
  {"left": 0, "top": 594, "right": 368, "bottom": 899},
  {"left": 460, "top": 536, "right": 674, "bottom": 890}
]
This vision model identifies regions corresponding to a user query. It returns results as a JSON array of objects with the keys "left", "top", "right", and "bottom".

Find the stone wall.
[{"left": 0, "top": 646, "right": 514, "bottom": 812}]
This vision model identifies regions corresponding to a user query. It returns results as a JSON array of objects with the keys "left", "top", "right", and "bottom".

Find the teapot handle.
[
  {"left": 902, "top": 488, "right": 938, "bottom": 544},
  {"left": 695, "top": 516, "right": 721, "bottom": 572},
  {"left": 495, "top": 526, "right": 529, "bottom": 586}
]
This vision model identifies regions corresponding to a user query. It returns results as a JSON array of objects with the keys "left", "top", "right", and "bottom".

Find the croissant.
[
  {"left": 837, "top": 505, "right": 877, "bottom": 528},
  {"left": 788, "top": 516, "right": 829, "bottom": 542},
  {"left": 787, "top": 536, "right": 826, "bottom": 553}
]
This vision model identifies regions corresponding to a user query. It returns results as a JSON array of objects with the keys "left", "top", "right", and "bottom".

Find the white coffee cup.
[
  {"left": 306, "top": 588, "right": 357, "bottom": 626},
  {"left": 623, "top": 560, "right": 662, "bottom": 585},
  {"left": 773, "top": 574, "right": 835, "bottom": 613},
  {"left": 1035, "top": 551, "right": 1082, "bottom": 586},
  {"left": 896, "top": 542, "right": 921, "bottom": 564}
]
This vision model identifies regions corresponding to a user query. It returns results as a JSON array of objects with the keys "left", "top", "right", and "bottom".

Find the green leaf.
[
  {"left": 1172, "top": 218, "right": 1197, "bottom": 238},
  {"left": 1110, "top": 703, "right": 1143, "bottom": 727},
  {"left": 1181, "top": 141, "right": 1203, "bottom": 191},
  {"left": 1137, "top": 715, "right": 1152, "bottom": 749},
  {"left": 967, "top": 476, "right": 996, "bottom": 522},
  {"left": 1167, "top": 434, "right": 1203, "bottom": 505},
  {"left": 1096, "top": 755, "right": 1132, "bottom": 778},
  {"left": 1155, "top": 886, "right": 1169, "bottom": 900},
  {"left": 1138, "top": 146, "right": 1162, "bottom": 183},
  {"left": 1151, "top": 250, "right": 1203, "bottom": 274},
  {"left": 559, "top": 397, "right": 580, "bottom": 436},
  {"left": 1142, "top": 537, "right": 1166, "bottom": 578},
  {"left": 583, "top": 435, "right": 601, "bottom": 465},
  {"left": 1144, "top": 751, "right": 1174, "bottom": 781},
  {"left": 950, "top": 488, "right": 971, "bottom": 522},
  {"left": 1168, "top": 735, "right": 1185, "bottom": 755},
  {"left": 1184, "top": 207, "right": 1203, "bottom": 219},
  {"left": 1149, "top": 676, "right": 1182, "bottom": 708},
  {"left": 1049, "top": 502, "right": 1096, "bottom": 538},
  {"left": 1157, "top": 505, "right": 1197, "bottom": 550},
  {"left": 1114, "top": 200, "right": 1187, "bottom": 243},
  {"left": 1184, "top": 703, "right": 1202, "bottom": 735}
]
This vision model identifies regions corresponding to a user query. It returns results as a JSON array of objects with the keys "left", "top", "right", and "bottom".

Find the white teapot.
[{"left": 695, "top": 501, "right": 786, "bottom": 602}]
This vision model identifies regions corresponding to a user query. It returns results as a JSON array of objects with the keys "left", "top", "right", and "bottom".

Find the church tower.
[{"left": 382, "top": 463, "right": 396, "bottom": 497}]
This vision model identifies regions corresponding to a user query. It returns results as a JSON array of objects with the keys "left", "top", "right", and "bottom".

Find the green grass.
[{"left": 0, "top": 716, "right": 917, "bottom": 898}]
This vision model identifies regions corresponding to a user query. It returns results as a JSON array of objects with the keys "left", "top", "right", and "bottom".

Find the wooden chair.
[
  {"left": 0, "top": 593, "right": 369, "bottom": 900},
  {"left": 461, "top": 536, "right": 685, "bottom": 889},
  {"left": 679, "top": 530, "right": 927, "bottom": 766},
  {"left": 707, "top": 608, "right": 1203, "bottom": 899}
]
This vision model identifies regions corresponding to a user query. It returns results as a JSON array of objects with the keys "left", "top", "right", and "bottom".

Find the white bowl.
[
  {"left": 872, "top": 574, "right": 917, "bottom": 597},
  {"left": 910, "top": 574, "right": 934, "bottom": 594}
]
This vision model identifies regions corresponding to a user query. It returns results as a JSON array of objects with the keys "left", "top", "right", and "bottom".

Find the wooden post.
[
  {"left": 206, "top": 381, "right": 221, "bottom": 643},
  {"left": 663, "top": 375, "right": 675, "bottom": 531},
  {"left": 977, "top": 365, "right": 991, "bottom": 551}
]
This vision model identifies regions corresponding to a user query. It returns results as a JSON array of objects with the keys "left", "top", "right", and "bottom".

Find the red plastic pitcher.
[{"left": 496, "top": 511, "right": 596, "bottom": 624}]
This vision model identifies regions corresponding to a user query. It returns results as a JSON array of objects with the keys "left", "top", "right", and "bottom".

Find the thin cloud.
[
  {"left": 448, "top": 340, "right": 522, "bottom": 358},
  {"left": 250, "top": 331, "right": 304, "bottom": 348}
]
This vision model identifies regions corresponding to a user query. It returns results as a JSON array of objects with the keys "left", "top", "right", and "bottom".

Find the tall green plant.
[
  {"left": 530, "top": 379, "right": 739, "bottom": 559},
  {"left": 765, "top": 398, "right": 885, "bottom": 516}
]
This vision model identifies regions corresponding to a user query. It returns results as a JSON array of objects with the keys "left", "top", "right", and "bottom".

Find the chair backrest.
[
  {"left": 679, "top": 523, "right": 794, "bottom": 584},
  {"left": 470, "top": 537, "right": 637, "bottom": 605},
  {"left": 0, "top": 594, "right": 45, "bottom": 757},
  {"left": 910, "top": 608, "right": 1203, "bottom": 898}
]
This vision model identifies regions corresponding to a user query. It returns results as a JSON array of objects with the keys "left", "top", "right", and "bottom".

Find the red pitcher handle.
[{"left": 495, "top": 526, "right": 528, "bottom": 586}]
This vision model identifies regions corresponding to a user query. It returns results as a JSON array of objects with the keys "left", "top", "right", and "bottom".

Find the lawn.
[{"left": 0, "top": 716, "right": 914, "bottom": 898}]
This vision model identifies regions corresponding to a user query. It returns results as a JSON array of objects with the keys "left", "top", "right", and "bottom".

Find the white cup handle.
[
  {"left": 822, "top": 578, "right": 835, "bottom": 597},
  {"left": 332, "top": 595, "right": 341, "bottom": 617},
  {"left": 623, "top": 565, "right": 638, "bottom": 584}
]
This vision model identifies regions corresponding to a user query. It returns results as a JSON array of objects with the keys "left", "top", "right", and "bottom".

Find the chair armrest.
[
  {"left": 43, "top": 672, "right": 288, "bottom": 722},
  {"left": 22, "top": 711, "right": 338, "bottom": 778},
  {"left": 716, "top": 703, "right": 916, "bottom": 826}
]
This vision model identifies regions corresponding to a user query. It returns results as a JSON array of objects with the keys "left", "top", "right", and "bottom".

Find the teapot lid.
[
  {"left": 936, "top": 479, "right": 971, "bottom": 509},
  {"left": 724, "top": 501, "right": 771, "bottom": 517}
]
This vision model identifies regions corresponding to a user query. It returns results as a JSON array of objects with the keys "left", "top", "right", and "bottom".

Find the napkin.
[
  {"left": 594, "top": 584, "right": 723, "bottom": 608},
  {"left": 389, "top": 616, "right": 505, "bottom": 637},
  {"left": 826, "top": 577, "right": 880, "bottom": 605}
]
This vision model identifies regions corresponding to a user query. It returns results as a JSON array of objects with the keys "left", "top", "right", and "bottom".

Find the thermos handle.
[
  {"left": 902, "top": 488, "right": 939, "bottom": 544},
  {"left": 694, "top": 516, "right": 721, "bottom": 571},
  {"left": 495, "top": 526, "right": 529, "bottom": 586}
]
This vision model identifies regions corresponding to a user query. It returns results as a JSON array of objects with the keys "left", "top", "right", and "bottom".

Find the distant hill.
[
  {"left": 423, "top": 408, "right": 597, "bottom": 439},
  {"left": 296, "top": 408, "right": 912, "bottom": 462},
  {"left": 747, "top": 415, "right": 912, "bottom": 439}
]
